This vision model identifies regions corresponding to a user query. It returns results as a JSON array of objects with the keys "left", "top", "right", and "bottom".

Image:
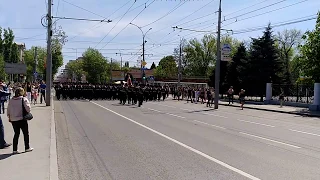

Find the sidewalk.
[
  {"left": 171, "top": 97, "right": 320, "bottom": 117},
  {"left": 0, "top": 102, "right": 57, "bottom": 180},
  {"left": 219, "top": 100, "right": 320, "bottom": 117}
]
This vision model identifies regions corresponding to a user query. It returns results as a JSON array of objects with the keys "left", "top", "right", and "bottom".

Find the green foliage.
[
  {"left": 150, "top": 62, "right": 156, "bottom": 69},
  {"left": 82, "top": 48, "right": 108, "bottom": 84},
  {"left": 183, "top": 34, "right": 216, "bottom": 77},
  {"left": 24, "top": 47, "right": 46, "bottom": 81},
  {"left": 224, "top": 43, "right": 249, "bottom": 92},
  {"left": 299, "top": 12, "right": 320, "bottom": 82},
  {"left": 276, "top": 29, "right": 302, "bottom": 84},
  {"left": 67, "top": 59, "right": 85, "bottom": 81},
  {"left": 0, "top": 55, "right": 6, "bottom": 79},
  {"left": 245, "top": 24, "right": 282, "bottom": 95},
  {"left": 124, "top": 61, "right": 129, "bottom": 67},
  {"left": 154, "top": 56, "right": 177, "bottom": 78}
]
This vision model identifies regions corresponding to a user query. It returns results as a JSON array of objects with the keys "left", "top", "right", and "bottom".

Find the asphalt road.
[{"left": 55, "top": 99, "right": 320, "bottom": 180}]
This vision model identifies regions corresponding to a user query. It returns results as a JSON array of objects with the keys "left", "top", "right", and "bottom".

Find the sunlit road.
[{"left": 55, "top": 99, "right": 320, "bottom": 180}]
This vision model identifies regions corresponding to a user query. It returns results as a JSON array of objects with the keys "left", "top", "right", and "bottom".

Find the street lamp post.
[{"left": 129, "top": 23, "right": 152, "bottom": 83}]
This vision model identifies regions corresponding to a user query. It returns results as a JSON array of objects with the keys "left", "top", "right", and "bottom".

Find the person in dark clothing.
[{"left": 239, "top": 89, "right": 246, "bottom": 110}]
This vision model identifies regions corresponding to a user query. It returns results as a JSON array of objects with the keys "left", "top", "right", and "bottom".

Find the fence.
[{"left": 272, "top": 84, "right": 314, "bottom": 104}]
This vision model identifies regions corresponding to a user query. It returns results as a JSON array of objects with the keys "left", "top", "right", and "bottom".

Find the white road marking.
[
  {"left": 166, "top": 113, "right": 186, "bottom": 119},
  {"left": 289, "top": 129, "right": 320, "bottom": 137},
  {"left": 154, "top": 103, "right": 177, "bottom": 109},
  {"left": 148, "top": 108, "right": 162, "bottom": 113},
  {"left": 91, "top": 102, "right": 261, "bottom": 180},
  {"left": 239, "top": 132, "right": 301, "bottom": 149},
  {"left": 180, "top": 108, "right": 191, "bottom": 111},
  {"left": 237, "top": 119, "right": 275, "bottom": 128},
  {"left": 202, "top": 112, "right": 228, "bottom": 119},
  {"left": 193, "top": 120, "right": 226, "bottom": 130}
]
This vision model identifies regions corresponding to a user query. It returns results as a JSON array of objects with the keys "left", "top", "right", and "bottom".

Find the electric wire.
[
  {"left": 94, "top": 0, "right": 137, "bottom": 48},
  {"left": 99, "top": 0, "right": 156, "bottom": 50},
  {"left": 141, "top": 1, "right": 186, "bottom": 28},
  {"left": 222, "top": 0, "right": 309, "bottom": 27},
  {"left": 68, "top": 0, "right": 133, "bottom": 41}
]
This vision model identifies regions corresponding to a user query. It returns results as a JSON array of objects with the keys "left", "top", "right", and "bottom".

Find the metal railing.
[{"left": 272, "top": 84, "right": 314, "bottom": 104}]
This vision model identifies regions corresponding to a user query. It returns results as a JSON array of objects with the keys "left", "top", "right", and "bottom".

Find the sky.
[{"left": 0, "top": 0, "right": 319, "bottom": 73}]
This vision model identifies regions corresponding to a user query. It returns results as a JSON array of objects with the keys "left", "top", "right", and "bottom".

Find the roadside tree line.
[{"left": 153, "top": 12, "right": 320, "bottom": 96}]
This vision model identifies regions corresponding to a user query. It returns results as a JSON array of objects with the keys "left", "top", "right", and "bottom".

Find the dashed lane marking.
[
  {"left": 91, "top": 101, "right": 261, "bottom": 180},
  {"left": 239, "top": 132, "right": 301, "bottom": 149},
  {"left": 193, "top": 120, "right": 227, "bottom": 130},
  {"left": 237, "top": 119, "right": 275, "bottom": 128},
  {"left": 289, "top": 129, "right": 320, "bottom": 137}
]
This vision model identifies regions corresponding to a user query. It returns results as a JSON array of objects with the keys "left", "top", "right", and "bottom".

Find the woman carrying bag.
[{"left": 7, "top": 87, "right": 33, "bottom": 154}]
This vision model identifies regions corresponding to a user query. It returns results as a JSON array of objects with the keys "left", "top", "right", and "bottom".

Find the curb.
[
  {"left": 219, "top": 103, "right": 320, "bottom": 118},
  {"left": 49, "top": 98, "right": 59, "bottom": 180}
]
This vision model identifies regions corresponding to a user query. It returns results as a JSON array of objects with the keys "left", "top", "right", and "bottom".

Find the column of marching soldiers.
[{"left": 54, "top": 82, "right": 170, "bottom": 107}]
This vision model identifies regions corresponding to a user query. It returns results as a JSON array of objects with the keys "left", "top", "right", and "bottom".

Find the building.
[{"left": 15, "top": 42, "right": 26, "bottom": 62}]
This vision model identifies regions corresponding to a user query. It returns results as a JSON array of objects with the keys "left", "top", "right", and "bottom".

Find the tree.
[
  {"left": 2, "top": 28, "right": 14, "bottom": 63},
  {"left": 245, "top": 24, "right": 282, "bottom": 96},
  {"left": 0, "top": 55, "right": 6, "bottom": 79},
  {"left": 276, "top": 29, "right": 302, "bottom": 83},
  {"left": 150, "top": 62, "right": 156, "bottom": 69},
  {"left": 225, "top": 43, "right": 249, "bottom": 92},
  {"left": 66, "top": 59, "right": 85, "bottom": 81},
  {"left": 299, "top": 12, "right": 320, "bottom": 82},
  {"left": 124, "top": 61, "right": 129, "bottom": 67},
  {"left": 183, "top": 34, "right": 216, "bottom": 77},
  {"left": 24, "top": 46, "right": 46, "bottom": 81},
  {"left": 82, "top": 48, "right": 108, "bottom": 84},
  {"left": 154, "top": 56, "right": 177, "bottom": 79},
  {"left": 173, "top": 38, "right": 188, "bottom": 74},
  {"left": 0, "top": 27, "right": 3, "bottom": 55}
]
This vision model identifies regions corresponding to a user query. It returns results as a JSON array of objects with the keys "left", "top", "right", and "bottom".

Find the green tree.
[
  {"left": 299, "top": 12, "right": 320, "bottom": 82},
  {"left": 0, "top": 55, "right": 6, "bottom": 79},
  {"left": 0, "top": 27, "right": 3, "bottom": 55},
  {"left": 3, "top": 28, "right": 15, "bottom": 63},
  {"left": 24, "top": 47, "right": 46, "bottom": 81},
  {"left": 276, "top": 29, "right": 302, "bottom": 84},
  {"left": 184, "top": 34, "right": 216, "bottom": 77},
  {"left": 246, "top": 24, "right": 282, "bottom": 96},
  {"left": 82, "top": 48, "right": 108, "bottom": 84},
  {"left": 225, "top": 43, "right": 249, "bottom": 92},
  {"left": 154, "top": 56, "right": 177, "bottom": 79},
  {"left": 124, "top": 61, "right": 129, "bottom": 67},
  {"left": 66, "top": 59, "right": 85, "bottom": 81},
  {"left": 150, "top": 62, "right": 156, "bottom": 69}
]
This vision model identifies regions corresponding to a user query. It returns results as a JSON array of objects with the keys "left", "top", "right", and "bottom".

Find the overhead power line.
[
  {"left": 61, "top": 0, "right": 105, "bottom": 18},
  {"left": 224, "top": 0, "right": 287, "bottom": 22},
  {"left": 52, "top": 16, "right": 112, "bottom": 22},
  {"left": 67, "top": 0, "right": 133, "bottom": 41},
  {"left": 148, "top": 0, "right": 216, "bottom": 35},
  {"left": 141, "top": 1, "right": 186, "bottom": 28},
  {"left": 222, "top": 0, "right": 309, "bottom": 27},
  {"left": 223, "top": 0, "right": 270, "bottom": 17},
  {"left": 99, "top": 0, "right": 156, "bottom": 50},
  {"left": 94, "top": 0, "right": 137, "bottom": 48}
]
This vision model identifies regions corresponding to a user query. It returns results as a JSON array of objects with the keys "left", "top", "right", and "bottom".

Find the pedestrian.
[
  {"left": 0, "top": 115, "right": 11, "bottom": 149},
  {"left": 279, "top": 92, "right": 284, "bottom": 108},
  {"left": 227, "top": 86, "right": 234, "bottom": 105},
  {"left": 39, "top": 81, "right": 46, "bottom": 104},
  {"left": 239, "top": 89, "right": 246, "bottom": 110},
  {"left": 7, "top": 87, "right": 33, "bottom": 154}
]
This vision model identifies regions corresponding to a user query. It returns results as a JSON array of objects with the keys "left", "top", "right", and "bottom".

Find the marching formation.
[{"left": 54, "top": 82, "right": 170, "bottom": 107}]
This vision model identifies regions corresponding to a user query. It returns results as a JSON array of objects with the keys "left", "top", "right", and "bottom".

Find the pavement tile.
[{"left": 0, "top": 103, "right": 52, "bottom": 180}]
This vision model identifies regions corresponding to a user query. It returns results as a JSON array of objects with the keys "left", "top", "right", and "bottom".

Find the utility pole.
[
  {"left": 45, "top": 0, "right": 52, "bottom": 106},
  {"left": 33, "top": 47, "right": 38, "bottom": 82},
  {"left": 110, "top": 58, "right": 113, "bottom": 83},
  {"left": 142, "top": 35, "right": 145, "bottom": 83},
  {"left": 214, "top": 0, "right": 222, "bottom": 109},
  {"left": 178, "top": 36, "right": 182, "bottom": 87}
]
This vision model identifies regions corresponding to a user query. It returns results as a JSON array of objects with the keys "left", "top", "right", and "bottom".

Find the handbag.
[{"left": 22, "top": 98, "right": 33, "bottom": 121}]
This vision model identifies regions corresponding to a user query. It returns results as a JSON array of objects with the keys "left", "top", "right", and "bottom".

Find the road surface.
[{"left": 54, "top": 99, "right": 320, "bottom": 180}]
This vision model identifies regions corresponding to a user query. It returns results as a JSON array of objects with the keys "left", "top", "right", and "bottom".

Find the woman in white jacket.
[{"left": 7, "top": 87, "right": 33, "bottom": 154}]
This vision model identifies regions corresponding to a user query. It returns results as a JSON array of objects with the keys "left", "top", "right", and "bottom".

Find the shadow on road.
[{"left": 0, "top": 153, "right": 12, "bottom": 160}]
